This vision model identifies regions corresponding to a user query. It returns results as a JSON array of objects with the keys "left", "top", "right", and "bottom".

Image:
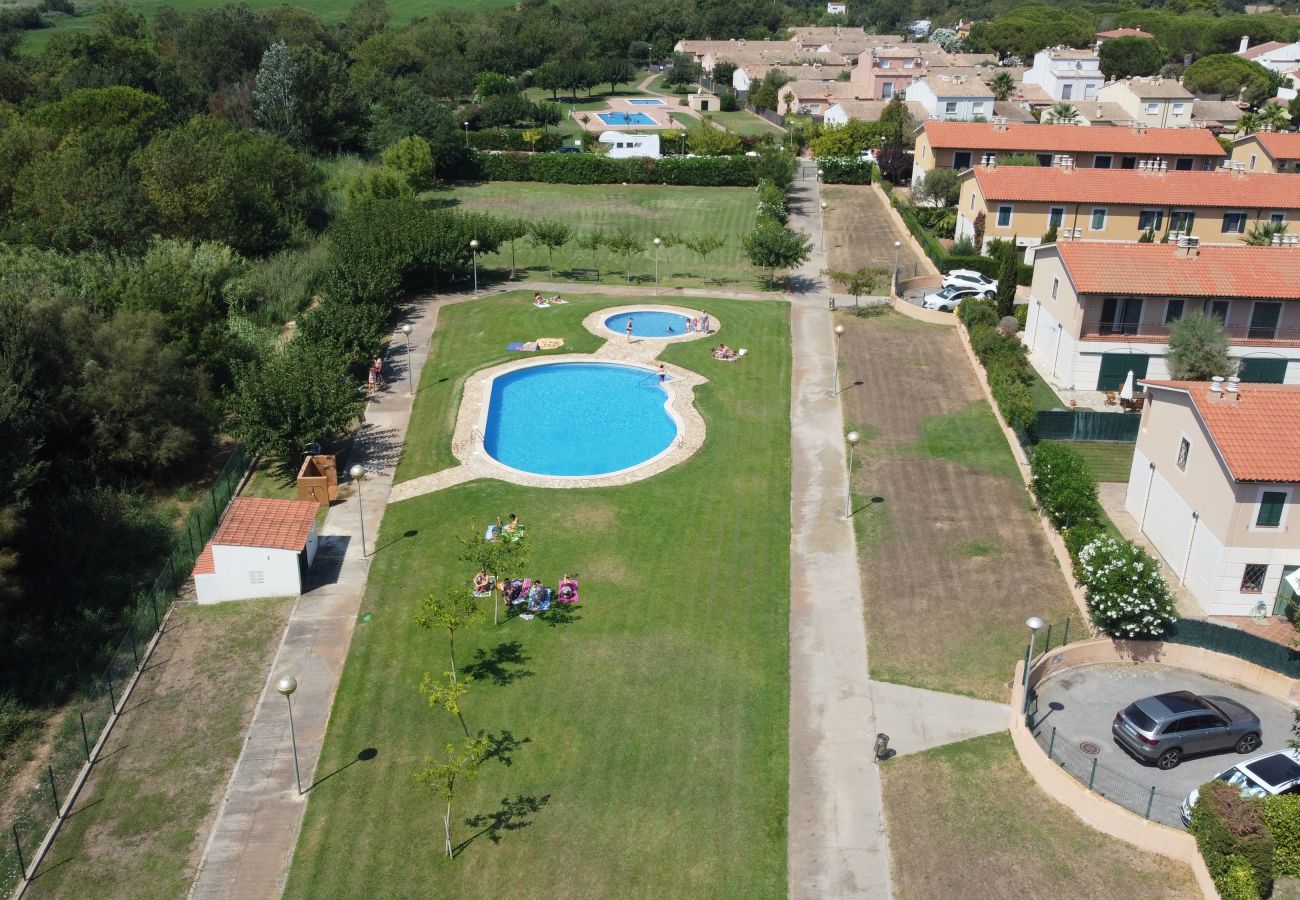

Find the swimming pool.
[
  {"left": 484, "top": 363, "right": 677, "bottom": 476},
  {"left": 605, "top": 310, "right": 692, "bottom": 338},
  {"left": 627, "top": 99, "right": 666, "bottom": 105},
  {"left": 597, "top": 112, "right": 657, "bottom": 126}
]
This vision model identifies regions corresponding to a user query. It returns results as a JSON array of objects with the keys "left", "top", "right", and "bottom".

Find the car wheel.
[
  {"left": 982, "top": 291, "right": 995, "bottom": 300},
  {"left": 1157, "top": 748, "right": 1182, "bottom": 770},
  {"left": 940, "top": 305, "right": 952, "bottom": 313},
  {"left": 1235, "top": 733, "right": 1261, "bottom": 754}
]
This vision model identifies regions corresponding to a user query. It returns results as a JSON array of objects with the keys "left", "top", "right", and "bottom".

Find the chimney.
[
  {"left": 1210, "top": 375, "right": 1225, "bottom": 397},
  {"left": 1239, "top": 35, "right": 1250, "bottom": 54},
  {"left": 1175, "top": 235, "right": 1200, "bottom": 258},
  {"left": 1226, "top": 375, "right": 1241, "bottom": 400}
]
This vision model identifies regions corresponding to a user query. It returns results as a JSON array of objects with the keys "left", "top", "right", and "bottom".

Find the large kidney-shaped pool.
[{"left": 483, "top": 363, "right": 678, "bottom": 476}]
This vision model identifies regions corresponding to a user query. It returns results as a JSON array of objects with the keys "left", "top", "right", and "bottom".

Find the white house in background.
[
  {"left": 598, "top": 132, "right": 660, "bottom": 159},
  {"left": 905, "top": 73, "right": 994, "bottom": 121},
  {"left": 1022, "top": 46, "right": 1104, "bottom": 102},
  {"left": 1123, "top": 380, "right": 1300, "bottom": 617},
  {"left": 823, "top": 98, "right": 927, "bottom": 126},
  {"left": 1238, "top": 36, "right": 1300, "bottom": 74},
  {"left": 827, "top": 2, "right": 846, "bottom": 14},
  {"left": 192, "top": 498, "right": 320, "bottom": 604}
]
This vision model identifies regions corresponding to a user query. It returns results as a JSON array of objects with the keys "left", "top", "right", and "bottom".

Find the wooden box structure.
[{"left": 296, "top": 454, "right": 338, "bottom": 507}]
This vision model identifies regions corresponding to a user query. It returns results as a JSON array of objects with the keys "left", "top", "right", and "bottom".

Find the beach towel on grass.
[
  {"left": 508, "top": 342, "right": 540, "bottom": 352},
  {"left": 536, "top": 338, "right": 564, "bottom": 350}
]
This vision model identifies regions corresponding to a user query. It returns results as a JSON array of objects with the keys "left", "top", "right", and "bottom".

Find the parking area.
[{"left": 1032, "top": 664, "right": 1297, "bottom": 827}]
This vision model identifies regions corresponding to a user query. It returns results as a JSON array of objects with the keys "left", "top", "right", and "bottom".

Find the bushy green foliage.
[
  {"left": 1076, "top": 536, "right": 1177, "bottom": 638},
  {"left": 381, "top": 136, "right": 436, "bottom": 191},
  {"left": 756, "top": 180, "right": 788, "bottom": 225},
  {"left": 1262, "top": 795, "right": 1300, "bottom": 879},
  {"left": 1031, "top": 442, "right": 1102, "bottom": 530},
  {"left": 223, "top": 244, "right": 330, "bottom": 328},
  {"left": 294, "top": 298, "right": 389, "bottom": 376},
  {"left": 818, "top": 157, "right": 873, "bottom": 185},
  {"left": 468, "top": 129, "right": 565, "bottom": 153},
  {"left": 742, "top": 220, "right": 812, "bottom": 286},
  {"left": 1190, "top": 781, "right": 1275, "bottom": 900},
  {"left": 1221, "top": 857, "right": 1262, "bottom": 900},
  {"left": 1167, "top": 311, "right": 1232, "bottom": 380},
  {"left": 1099, "top": 35, "right": 1166, "bottom": 79},
  {"left": 475, "top": 151, "right": 758, "bottom": 186},
  {"left": 1184, "top": 54, "right": 1273, "bottom": 104}
]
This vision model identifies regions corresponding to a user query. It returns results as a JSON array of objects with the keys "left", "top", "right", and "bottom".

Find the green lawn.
[
  {"left": 705, "top": 110, "right": 784, "bottom": 136},
  {"left": 1027, "top": 369, "right": 1065, "bottom": 411},
  {"left": 1068, "top": 441, "right": 1136, "bottom": 483},
  {"left": 907, "top": 402, "right": 1022, "bottom": 481},
  {"left": 426, "top": 182, "right": 761, "bottom": 288},
  {"left": 284, "top": 294, "right": 792, "bottom": 898}
]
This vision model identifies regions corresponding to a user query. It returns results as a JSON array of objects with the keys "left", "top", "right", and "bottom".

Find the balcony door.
[
  {"left": 1099, "top": 296, "right": 1143, "bottom": 335},
  {"left": 1249, "top": 302, "right": 1282, "bottom": 340}
]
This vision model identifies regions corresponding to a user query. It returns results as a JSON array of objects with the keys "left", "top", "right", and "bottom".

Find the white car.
[
  {"left": 942, "top": 269, "right": 997, "bottom": 294},
  {"left": 921, "top": 285, "right": 982, "bottom": 312},
  {"left": 1181, "top": 748, "right": 1300, "bottom": 825}
]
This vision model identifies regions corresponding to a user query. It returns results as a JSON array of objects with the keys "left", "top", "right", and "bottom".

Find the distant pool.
[
  {"left": 597, "top": 112, "right": 657, "bottom": 126},
  {"left": 605, "top": 311, "right": 692, "bottom": 338},
  {"left": 484, "top": 363, "right": 677, "bottom": 476},
  {"left": 628, "top": 99, "right": 666, "bottom": 105}
]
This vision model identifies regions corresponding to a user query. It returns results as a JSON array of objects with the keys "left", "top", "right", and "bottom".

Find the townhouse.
[
  {"left": 849, "top": 44, "right": 927, "bottom": 100},
  {"left": 777, "top": 80, "right": 868, "bottom": 116},
  {"left": 1232, "top": 131, "right": 1300, "bottom": 174},
  {"left": 905, "top": 73, "right": 995, "bottom": 121},
  {"left": 1096, "top": 77, "right": 1196, "bottom": 128}
]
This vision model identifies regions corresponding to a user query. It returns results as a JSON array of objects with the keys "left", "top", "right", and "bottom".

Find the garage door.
[
  {"left": 1237, "top": 358, "right": 1288, "bottom": 384},
  {"left": 1096, "top": 353, "right": 1150, "bottom": 391}
]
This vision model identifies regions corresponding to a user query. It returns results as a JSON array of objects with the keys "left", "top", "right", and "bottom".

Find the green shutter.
[
  {"left": 1257, "top": 491, "right": 1286, "bottom": 528},
  {"left": 1237, "top": 358, "right": 1288, "bottom": 384},
  {"left": 1095, "top": 354, "right": 1150, "bottom": 391}
]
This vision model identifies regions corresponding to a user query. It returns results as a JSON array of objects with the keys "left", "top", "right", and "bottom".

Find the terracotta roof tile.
[
  {"left": 192, "top": 544, "right": 215, "bottom": 577},
  {"left": 1140, "top": 381, "right": 1300, "bottom": 482},
  {"left": 1096, "top": 28, "right": 1154, "bottom": 39},
  {"left": 1246, "top": 131, "right": 1300, "bottom": 161},
  {"left": 970, "top": 166, "right": 1300, "bottom": 208},
  {"left": 925, "top": 121, "right": 1225, "bottom": 156},
  {"left": 1055, "top": 242, "right": 1300, "bottom": 299},
  {"left": 1240, "top": 41, "right": 1291, "bottom": 60},
  {"left": 210, "top": 498, "right": 319, "bottom": 552}
]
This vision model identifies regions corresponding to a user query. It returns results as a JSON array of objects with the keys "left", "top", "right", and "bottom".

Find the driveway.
[{"left": 1032, "top": 664, "right": 1297, "bottom": 827}]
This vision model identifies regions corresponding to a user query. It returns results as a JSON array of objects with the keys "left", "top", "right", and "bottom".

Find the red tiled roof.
[
  {"left": 210, "top": 498, "right": 319, "bottom": 552},
  {"left": 1245, "top": 131, "right": 1300, "bottom": 161},
  {"left": 1055, "top": 242, "right": 1300, "bottom": 299},
  {"left": 1240, "top": 41, "right": 1290, "bottom": 60},
  {"left": 970, "top": 166, "right": 1300, "bottom": 209},
  {"left": 924, "top": 121, "right": 1224, "bottom": 157},
  {"left": 1097, "top": 28, "right": 1154, "bottom": 39},
  {"left": 1140, "top": 381, "right": 1300, "bottom": 482},
  {"left": 192, "top": 544, "right": 215, "bottom": 577}
]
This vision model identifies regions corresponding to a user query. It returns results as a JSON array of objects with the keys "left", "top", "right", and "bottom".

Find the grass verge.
[{"left": 1069, "top": 441, "right": 1136, "bottom": 483}]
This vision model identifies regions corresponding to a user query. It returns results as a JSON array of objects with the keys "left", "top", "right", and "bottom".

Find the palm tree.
[
  {"left": 990, "top": 71, "right": 1016, "bottom": 102},
  {"left": 1246, "top": 102, "right": 1291, "bottom": 133},
  {"left": 1242, "top": 220, "right": 1289, "bottom": 246},
  {"left": 1044, "top": 101, "right": 1081, "bottom": 124}
]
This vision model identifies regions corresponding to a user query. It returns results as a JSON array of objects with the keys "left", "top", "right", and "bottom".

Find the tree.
[
  {"left": 998, "top": 153, "right": 1042, "bottom": 166},
  {"left": 576, "top": 229, "right": 606, "bottom": 275},
  {"left": 415, "top": 586, "right": 484, "bottom": 682},
  {"left": 1243, "top": 220, "right": 1288, "bottom": 246},
  {"left": 252, "top": 40, "right": 301, "bottom": 144},
  {"left": 995, "top": 241, "right": 1018, "bottom": 319},
  {"left": 875, "top": 147, "right": 911, "bottom": 183},
  {"left": 457, "top": 524, "right": 529, "bottom": 626},
  {"left": 474, "top": 71, "right": 517, "bottom": 97},
  {"left": 346, "top": 169, "right": 413, "bottom": 204},
  {"left": 916, "top": 168, "right": 960, "bottom": 207},
  {"left": 599, "top": 57, "right": 634, "bottom": 95},
  {"left": 1184, "top": 54, "right": 1272, "bottom": 104},
  {"left": 419, "top": 670, "right": 472, "bottom": 736},
  {"left": 743, "top": 221, "right": 812, "bottom": 288},
  {"left": 521, "top": 128, "right": 543, "bottom": 152},
  {"left": 1099, "top": 35, "right": 1164, "bottom": 80},
  {"left": 604, "top": 228, "right": 642, "bottom": 282},
  {"left": 1289, "top": 94, "right": 1300, "bottom": 127},
  {"left": 826, "top": 267, "right": 887, "bottom": 306},
  {"left": 754, "top": 147, "right": 797, "bottom": 190},
  {"left": 972, "top": 211, "right": 987, "bottom": 251},
  {"left": 381, "top": 136, "right": 435, "bottom": 190},
  {"left": 928, "top": 27, "right": 963, "bottom": 52},
  {"left": 1042, "top": 102, "right": 1081, "bottom": 124},
  {"left": 684, "top": 234, "right": 725, "bottom": 282},
  {"left": 989, "top": 71, "right": 1016, "bottom": 101},
  {"left": 527, "top": 220, "right": 572, "bottom": 278},
  {"left": 878, "top": 96, "right": 916, "bottom": 148},
  {"left": 1167, "top": 312, "right": 1232, "bottom": 380},
  {"left": 414, "top": 734, "right": 490, "bottom": 859},
  {"left": 495, "top": 217, "right": 530, "bottom": 279},
  {"left": 711, "top": 61, "right": 737, "bottom": 88},
  {"left": 1240, "top": 102, "right": 1290, "bottom": 133},
  {"left": 687, "top": 124, "right": 742, "bottom": 156}
]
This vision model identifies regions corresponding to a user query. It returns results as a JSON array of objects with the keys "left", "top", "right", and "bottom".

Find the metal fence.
[
  {"left": 1034, "top": 410, "right": 1141, "bottom": 443},
  {"left": 1, "top": 446, "right": 250, "bottom": 896},
  {"left": 1164, "top": 617, "right": 1300, "bottom": 679}
]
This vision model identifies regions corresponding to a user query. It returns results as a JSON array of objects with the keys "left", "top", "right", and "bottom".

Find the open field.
[
  {"left": 822, "top": 185, "right": 928, "bottom": 278},
  {"left": 841, "top": 310, "right": 1077, "bottom": 701},
  {"left": 1069, "top": 440, "right": 1136, "bottom": 483},
  {"left": 25, "top": 599, "right": 292, "bottom": 900},
  {"left": 428, "top": 182, "right": 761, "bottom": 288},
  {"left": 704, "top": 109, "right": 784, "bottom": 136},
  {"left": 880, "top": 732, "right": 1198, "bottom": 899},
  {"left": 284, "top": 294, "right": 792, "bottom": 898}
]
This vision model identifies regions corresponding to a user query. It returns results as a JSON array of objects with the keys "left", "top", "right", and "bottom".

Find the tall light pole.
[
  {"left": 833, "top": 323, "right": 845, "bottom": 395},
  {"left": 470, "top": 239, "right": 480, "bottom": 295},
  {"left": 893, "top": 239, "right": 901, "bottom": 274},
  {"left": 817, "top": 167, "right": 824, "bottom": 183},
  {"left": 276, "top": 675, "right": 302, "bottom": 795},
  {"left": 1023, "top": 616, "right": 1045, "bottom": 713},
  {"left": 653, "top": 237, "right": 662, "bottom": 294},
  {"left": 349, "top": 464, "right": 367, "bottom": 556},
  {"left": 463, "top": 121, "right": 469, "bottom": 148},
  {"left": 843, "top": 431, "right": 860, "bottom": 519},
  {"left": 820, "top": 200, "right": 828, "bottom": 253},
  {"left": 401, "top": 324, "right": 413, "bottom": 396}
]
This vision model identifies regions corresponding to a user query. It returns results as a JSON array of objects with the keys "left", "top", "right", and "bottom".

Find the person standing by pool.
[
  {"left": 701, "top": 312, "right": 711, "bottom": 334},
  {"left": 658, "top": 364, "right": 666, "bottom": 383},
  {"left": 626, "top": 317, "right": 634, "bottom": 343}
]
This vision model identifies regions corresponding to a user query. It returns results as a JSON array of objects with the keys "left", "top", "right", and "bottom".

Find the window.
[
  {"left": 1084, "top": 83, "right": 1097, "bottom": 99},
  {"left": 945, "top": 101, "right": 958, "bottom": 116},
  {"left": 1177, "top": 437, "right": 1190, "bottom": 471},
  {"left": 1210, "top": 300, "right": 1230, "bottom": 324},
  {"left": 1256, "top": 490, "right": 1287, "bottom": 528},
  {"left": 972, "top": 102, "right": 986, "bottom": 117},
  {"left": 1051, "top": 277, "right": 1059, "bottom": 299},
  {"left": 879, "top": 58, "right": 891, "bottom": 68},
  {"left": 1250, "top": 301, "right": 1282, "bottom": 340},
  {"left": 1175, "top": 157, "right": 1193, "bottom": 171},
  {"left": 1241, "top": 564, "right": 1268, "bottom": 594},
  {"left": 904, "top": 59, "right": 916, "bottom": 69},
  {"left": 1048, "top": 207, "right": 1065, "bottom": 228},
  {"left": 1172, "top": 102, "right": 1186, "bottom": 116},
  {"left": 953, "top": 151, "right": 971, "bottom": 169},
  {"left": 1222, "top": 212, "right": 1247, "bottom": 234},
  {"left": 882, "top": 82, "right": 894, "bottom": 99},
  {"left": 1090, "top": 207, "right": 1107, "bottom": 230},
  {"left": 1093, "top": 155, "right": 1113, "bottom": 169},
  {"left": 996, "top": 205, "right": 1012, "bottom": 227},
  {"left": 1145, "top": 102, "right": 1159, "bottom": 115},
  {"left": 1164, "top": 299, "right": 1184, "bottom": 324},
  {"left": 1037, "top": 153, "right": 1053, "bottom": 167},
  {"left": 969, "top": 193, "right": 975, "bottom": 210},
  {"left": 1138, "top": 209, "right": 1163, "bottom": 232},
  {"left": 1271, "top": 212, "right": 1287, "bottom": 225},
  {"left": 1062, "top": 84, "right": 1073, "bottom": 100},
  {"left": 1100, "top": 296, "right": 1143, "bottom": 334},
  {"left": 1170, "top": 210, "right": 1196, "bottom": 233},
  {"left": 1121, "top": 156, "right": 1137, "bottom": 169}
]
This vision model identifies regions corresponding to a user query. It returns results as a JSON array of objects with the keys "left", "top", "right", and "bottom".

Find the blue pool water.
[
  {"left": 597, "top": 112, "right": 657, "bottom": 126},
  {"left": 605, "top": 311, "right": 691, "bottom": 338},
  {"left": 627, "top": 99, "right": 666, "bottom": 105},
  {"left": 484, "top": 363, "right": 677, "bottom": 476}
]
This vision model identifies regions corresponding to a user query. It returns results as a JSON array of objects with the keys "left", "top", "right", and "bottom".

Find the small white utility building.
[
  {"left": 598, "top": 131, "right": 661, "bottom": 159},
  {"left": 192, "top": 498, "right": 320, "bottom": 604}
]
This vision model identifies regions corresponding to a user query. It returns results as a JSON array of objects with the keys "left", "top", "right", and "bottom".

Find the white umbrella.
[{"left": 1119, "top": 370, "right": 1135, "bottom": 401}]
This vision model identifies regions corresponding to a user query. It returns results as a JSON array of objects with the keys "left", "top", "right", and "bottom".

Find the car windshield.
[
  {"left": 936, "top": 287, "right": 960, "bottom": 298},
  {"left": 1221, "top": 767, "right": 1270, "bottom": 799},
  {"left": 1124, "top": 704, "right": 1157, "bottom": 732}
]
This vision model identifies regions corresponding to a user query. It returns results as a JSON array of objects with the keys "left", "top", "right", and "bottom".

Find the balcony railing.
[{"left": 1079, "top": 320, "right": 1300, "bottom": 346}]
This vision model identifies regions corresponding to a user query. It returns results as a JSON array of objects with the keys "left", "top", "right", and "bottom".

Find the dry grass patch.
[{"left": 822, "top": 185, "right": 930, "bottom": 276}]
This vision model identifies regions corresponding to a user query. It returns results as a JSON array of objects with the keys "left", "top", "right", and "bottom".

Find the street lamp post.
[
  {"left": 653, "top": 237, "right": 662, "bottom": 294},
  {"left": 817, "top": 167, "right": 824, "bottom": 183},
  {"left": 820, "top": 201, "right": 828, "bottom": 253},
  {"left": 833, "top": 323, "right": 845, "bottom": 395},
  {"left": 843, "top": 431, "right": 860, "bottom": 519},
  {"left": 276, "top": 675, "right": 302, "bottom": 795},
  {"left": 893, "top": 239, "right": 901, "bottom": 274},
  {"left": 1023, "top": 616, "right": 1045, "bottom": 713},
  {"left": 401, "top": 324, "right": 413, "bottom": 396},
  {"left": 463, "top": 121, "right": 469, "bottom": 148},
  {"left": 469, "top": 239, "right": 480, "bottom": 295},
  {"left": 349, "top": 464, "right": 367, "bottom": 556}
]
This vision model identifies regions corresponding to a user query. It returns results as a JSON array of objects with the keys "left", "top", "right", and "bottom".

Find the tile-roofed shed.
[
  {"left": 1055, "top": 242, "right": 1300, "bottom": 299},
  {"left": 923, "top": 121, "right": 1225, "bottom": 157},
  {"left": 1139, "top": 381, "right": 1300, "bottom": 482},
  {"left": 968, "top": 166, "right": 1300, "bottom": 209},
  {"left": 210, "top": 497, "right": 320, "bottom": 552}
]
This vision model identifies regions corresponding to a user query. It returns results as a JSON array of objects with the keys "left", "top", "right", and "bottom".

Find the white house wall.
[{"left": 200, "top": 545, "right": 302, "bottom": 604}]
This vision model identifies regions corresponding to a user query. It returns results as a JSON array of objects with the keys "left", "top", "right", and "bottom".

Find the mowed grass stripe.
[{"left": 284, "top": 296, "right": 790, "bottom": 898}]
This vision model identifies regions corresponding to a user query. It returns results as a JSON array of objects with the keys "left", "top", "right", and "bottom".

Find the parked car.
[
  {"left": 941, "top": 269, "right": 997, "bottom": 294},
  {"left": 921, "top": 285, "right": 981, "bottom": 312},
  {"left": 1112, "top": 691, "right": 1262, "bottom": 770},
  {"left": 1181, "top": 749, "right": 1300, "bottom": 825}
]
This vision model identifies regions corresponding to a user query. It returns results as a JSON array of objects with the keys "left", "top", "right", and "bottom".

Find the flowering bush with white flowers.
[{"left": 1076, "top": 536, "right": 1177, "bottom": 639}]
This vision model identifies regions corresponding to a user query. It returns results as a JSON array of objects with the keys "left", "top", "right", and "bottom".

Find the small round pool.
[
  {"left": 605, "top": 310, "right": 691, "bottom": 338},
  {"left": 484, "top": 363, "right": 677, "bottom": 476}
]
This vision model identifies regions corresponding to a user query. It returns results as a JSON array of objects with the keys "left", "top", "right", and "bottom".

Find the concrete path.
[
  {"left": 189, "top": 297, "right": 442, "bottom": 900},
  {"left": 869, "top": 682, "right": 1009, "bottom": 759}
]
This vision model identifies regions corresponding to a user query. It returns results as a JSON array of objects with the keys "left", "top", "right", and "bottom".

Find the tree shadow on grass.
[
  {"left": 462, "top": 641, "right": 533, "bottom": 686},
  {"left": 540, "top": 603, "right": 582, "bottom": 628},
  {"left": 455, "top": 793, "right": 552, "bottom": 855},
  {"left": 483, "top": 730, "right": 530, "bottom": 768}
]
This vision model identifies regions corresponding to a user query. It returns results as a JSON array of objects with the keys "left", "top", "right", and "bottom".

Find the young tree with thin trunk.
[
  {"left": 685, "top": 234, "right": 725, "bottom": 282},
  {"left": 496, "top": 218, "right": 530, "bottom": 279},
  {"left": 528, "top": 220, "right": 572, "bottom": 278},
  {"left": 457, "top": 525, "right": 530, "bottom": 626},
  {"left": 415, "top": 734, "right": 490, "bottom": 859},
  {"left": 1167, "top": 312, "right": 1232, "bottom": 380},
  {"left": 576, "top": 229, "right": 606, "bottom": 278},
  {"left": 742, "top": 221, "right": 812, "bottom": 288},
  {"left": 825, "top": 267, "right": 887, "bottom": 307},
  {"left": 605, "top": 228, "right": 642, "bottom": 283},
  {"left": 420, "top": 670, "right": 472, "bottom": 736},
  {"left": 414, "top": 586, "right": 483, "bottom": 681}
]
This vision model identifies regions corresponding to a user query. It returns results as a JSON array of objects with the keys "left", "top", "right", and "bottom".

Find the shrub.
[
  {"left": 223, "top": 244, "right": 329, "bottom": 328},
  {"left": 469, "top": 130, "right": 565, "bottom": 152},
  {"left": 0, "top": 694, "right": 38, "bottom": 748},
  {"left": 950, "top": 235, "right": 976, "bottom": 256},
  {"left": 1063, "top": 520, "right": 1105, "bottom": 577},
  {"left": 1031, "top": 442, "right": 1101, "bottom": 530},
  {"left": 719, "top": 90, "right": 738, "bottom": 112},
  {"left": 294, "top": 298, "right": 389, "bottom": 376},
  {"left": 1014, "top": 304, "right": 1028, "bottom": 329},
  {"left": 1263, "top": 794, "right": 1300, "bottom": 878},
  {"left": 1076, "top": 536, "right": 1177, "bottom": 639},
  {"left": 988, "top": 365, "right": 1035, "bottom": 431},
  {"left": 756, "top": 180, "right": 788, "bottom": 224},
  {"left": 473, "top": 151, "right": 758, "bottom": 186},
  {"left": 944, "top": 254, "right": 999, "bottom": 279},
  {"left": 1220, "top": 857, "right": 1262, "bottom": 900},
  {"left": 1190, "top": 781, "right": 1274, "bottom": 900},
  {"left": 818, "top": 157, "right": 873, "bottom": 184}
]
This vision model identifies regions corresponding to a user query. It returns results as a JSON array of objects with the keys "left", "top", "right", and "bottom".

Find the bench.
[{"left": 568, "top": 268, "right": 600, "bottom": 282}]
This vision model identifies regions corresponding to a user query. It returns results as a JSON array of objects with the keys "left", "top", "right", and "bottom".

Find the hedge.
[
  {"left": 958, "top": 297, "right": 1037, "bottom": 433},
  {"left": 469, "top": 129, "right": 566, "bottom": 152},
  {"left": 1263, "top": 794, "right": 1300, "bottom": 879},
  {"left": 818, "top": 156, "right": 873, "bottom": 185},
  {"left": 473, "top": 151, "right": 758, "bottom": 186},
  {"left": 1190, "top": 781, "right": 1274, "bottom": 900},
  {"left": 1030, "top": 442, "right": 1102, "bottom": 531}
]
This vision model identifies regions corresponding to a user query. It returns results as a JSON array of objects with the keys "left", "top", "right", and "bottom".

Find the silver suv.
[{"left": 1112, "top": 691, "right": 1262, "bottom": 770}]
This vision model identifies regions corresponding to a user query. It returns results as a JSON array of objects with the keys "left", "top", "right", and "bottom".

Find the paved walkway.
[{"left": 189, "top": 296, "right": 443, "bottom": 900}]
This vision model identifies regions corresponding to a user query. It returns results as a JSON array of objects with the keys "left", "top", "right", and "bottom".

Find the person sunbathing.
[
  {"left": 551, "top": 295, "right": 568, "bottom": 304},
  {"left": 713, "top": 344, "right": 738, "bottom": 360},
  {"left": 473, "top": 570, "right": 491, "bottom": 595}
]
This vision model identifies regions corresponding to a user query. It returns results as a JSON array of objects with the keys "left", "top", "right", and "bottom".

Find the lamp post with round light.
[
  {"left": 817, "top": 167, "right": 824, "bottom": 183},
  {"left": 820, "top": 201, "right": 828, "bottom": 253},
  {"left": 470, "top": 239, "right": 480, "bottom": 295},
  {"left": 463, "top": 121, "right": 469, "bottom": 148},
  {"left": 833, "top": 323, "right": 845, "bottom": 395},
  {"left": 844, "top": 431, "right": 860, "bottom": 519},
  {"left": 350, "top": 464, "right": 367, "bottom": 556},
  {"left": 1023, "top": 616, "right": 1045, "bottom": 713},
  {"left": 653, "top": 237, "right": 662, "bottom": 294},
  {"left": 893, "top": 239, "right": 901, "bottom": 275},
  {"left": 401, "top": 324, "right": 413, "bottom": 395},
  {"left": 276, "top": 675, "right": 302, "bottom": 795}
]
